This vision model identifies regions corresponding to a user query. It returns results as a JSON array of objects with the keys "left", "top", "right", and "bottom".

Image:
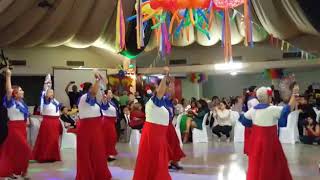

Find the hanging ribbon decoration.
[
  {"left": 244, "top": 0, "right": 253, "bottom": 47},
  {"left": 223, "top": 8, "right": 232, "bottom": 62},
  {"left": 136, "top": 0, "right": 145, "bottom": 49},
  {"left": 116, "top": 0, "right": 126, "bottom": 51}
]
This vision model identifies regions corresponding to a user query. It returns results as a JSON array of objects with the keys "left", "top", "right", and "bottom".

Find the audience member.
[
  {"left": 301, "top": 117, "right": 320, "bottom": 145},
  {"left": 65, "top": 81, "right": 81, "bottom": 108},
  {"left": 212, "top": 101, "right": 232, "bottom": 142},
  {"left": 183, "top": 99, "right": 209, "bottom": 143},
  {"left": 60, "top": 106, "right": 76, "bottom": 129},
  {"left": 297, "top": 95, "right": 317, "bottom": 137}
]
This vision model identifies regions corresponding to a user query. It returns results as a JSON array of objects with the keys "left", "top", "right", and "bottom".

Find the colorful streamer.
[{"left": 116, "top": 0, "right": 126, "bottom": 51}]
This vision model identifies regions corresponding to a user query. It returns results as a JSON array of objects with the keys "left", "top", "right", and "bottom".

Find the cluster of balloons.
[
  {"left": 263, "top": 69, "right": 284, "bottom": 80},
  {"left": 189, "top": 72, "right": 207, "bottom": 83}
]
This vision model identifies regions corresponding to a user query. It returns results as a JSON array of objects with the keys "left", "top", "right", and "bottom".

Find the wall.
[
  {"left": 202, "top": 69, "right": 320, "bottom": 98},
  {"left": 181, "top": 78, "right": 202, "bottom": 100},
  {"left": 3, "top": 46, "right": 125, "bottom": 75}
]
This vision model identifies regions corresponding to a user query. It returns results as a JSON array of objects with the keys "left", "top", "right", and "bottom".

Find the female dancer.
[
  {"left": 240, "top": 86, "right": 295, "bottom": 180},
  {"left": 133, "top": 67, "right": 172, "bottom": 180},
  {"left": 165, "top": 89, "right": 185, "bottom": 170},
  {"left": 33, "top": 74, "right": 62, "bottom": 163},
  {"left": 101, "top": 89, "right": 119, "bottom": 162},
  {"left": 243, "top": 86, "right": 259, "bottom": 155},
  {"left": 0, "top": 68, "right": 31, "bottom": 179},
  {"left": 76, "top": 73, "right": 111, "bottom": 180}
]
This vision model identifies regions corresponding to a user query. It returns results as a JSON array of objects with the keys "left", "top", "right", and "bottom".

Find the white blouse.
[
  {"left": 213, "top": 109, "right": 232, "bottom": 126},
  {"left": 78, "top": 93, "right": 101, "bottom": 119},
  {"left": 40, "top": 91, "right": 60, "bottom": 116},
  {"left": 101, "top": 102, "right": 117, "bottom": 117},
  {"left": 145, "top": 97, "right": 169, "bottom": 126},
  {"left": 244, "top": 106, "right": 284, "bottom": 127},
  {"left": 7, "top": 103, "right": 25, "bottom": 121}
]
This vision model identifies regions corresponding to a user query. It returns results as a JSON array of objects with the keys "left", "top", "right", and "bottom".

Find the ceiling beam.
[{"left": 137, "top": 59, "right": 320, "bottom": 75}]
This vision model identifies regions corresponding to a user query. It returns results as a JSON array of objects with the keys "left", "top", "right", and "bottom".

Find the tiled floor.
[{"left": 26, "top": 140, "right": 320, "bottom": 180}]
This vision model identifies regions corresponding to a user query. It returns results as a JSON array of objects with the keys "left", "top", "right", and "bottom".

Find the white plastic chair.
[
  {"left": 313, "top": 107, "right": 320, "bottom": 122},
  {"left": 60, "top": 120, "right": 76, "bottom": 149},
  {"left": 279, "top": 111, "right": 300, "bottom": 144},
  {"left": 229, "top": 111, "right": 240, "bottom": 141},
  {"left": 233, "top": 111, "right": 245, "bottom": 143},
  {"left": 192, "top": 113, "right": 209, "bottom": 143},
  {"left": 175, "top": 113, "right": 184, "bottom": 147}
]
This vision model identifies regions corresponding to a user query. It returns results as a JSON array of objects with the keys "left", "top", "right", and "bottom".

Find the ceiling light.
[
  {"left": 230, "top": 72, "right": 238, "bottom": 76},
  {"left": 214, "top": 62, "right": 243, "bottom": 71}
]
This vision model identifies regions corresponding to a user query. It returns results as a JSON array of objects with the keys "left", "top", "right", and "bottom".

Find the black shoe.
[
  {"left": 107, "top": 157, "right": 116, "bottom": 162},
  {"left": 170, "top": 163, "right": 183, "bottom": 170}
]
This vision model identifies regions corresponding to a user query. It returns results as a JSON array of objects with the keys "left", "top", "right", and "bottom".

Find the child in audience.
[{"left": 301, "top": 117, "right": 320, "bottom": 145}]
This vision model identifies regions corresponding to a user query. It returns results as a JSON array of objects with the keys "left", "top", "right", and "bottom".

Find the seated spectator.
[
  {"left": 60, "top": 106, "right": 76, "bottom": 129},
  {"left": 301, "top": 117, "right": 320, "bottom": 145},
  {"left": 297, "top": 95, "right": 317, "bottom": 137},
  {"left": 33, "top": 104, "right": 41, "bottom": 115},
  {"left": 174, "top": 98, "right": 184, "bottom": 115},
  {"left": 183, "top": 99, "right": 209, "bottom": 143},
  {"left": 129, "top": 103, "right": 145, "bottom": 130},
  {"left": 212, "top": 101, "right": 232, "bottom": 142}
]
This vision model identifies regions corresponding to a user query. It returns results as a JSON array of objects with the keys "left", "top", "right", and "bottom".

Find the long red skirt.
[
  {"left": 76, "top": 117, "right": 111, "bottom": 180},
  {"left": 133, "top": 122, "right": 171, "bottom": 180},
  {"left": 102, "top": 116, "right": 118, "bottom": 156},
  {"left": 0, "top": 121, "right": 31, "bottom": 177},
  {"left": 247, "top": 125, "right": 292, "bottom": 180},
  {"left": 244, "top": 127, "right": 251, "bottom": 155},
  {"left": 167, "top": 123, "right": 185, "bottom": 162},
  {"left": 32, "top": 116, "right": 62, "bottom": 163}
]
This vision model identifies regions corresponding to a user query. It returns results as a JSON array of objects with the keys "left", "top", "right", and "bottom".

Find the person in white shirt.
[
  {"left": 76, "top": 73, "right": 111, "bottom": 180},
  {"left": 239, "top": 86, "right": 296, "bottom": 180},
  {"left": 101, "top": 89, "right": 119, "bottom": 162},
  {"left": 212, "top": 101, "right": 232, "bottom": 142},
  {"left": 0, "top": 68, "right": 31, "bottom": 179},
  {"left": 33, "top": 74, "right": 62, "bottom": 163}
]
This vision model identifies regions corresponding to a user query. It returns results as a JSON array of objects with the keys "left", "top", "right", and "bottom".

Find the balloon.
[{"left": 191, "top": 0, "right": 210, "bottom": 8}]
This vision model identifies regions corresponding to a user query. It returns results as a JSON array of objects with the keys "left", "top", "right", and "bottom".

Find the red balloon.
[{"left": 191, "top": 0, "right": 210, "bottom": 8}]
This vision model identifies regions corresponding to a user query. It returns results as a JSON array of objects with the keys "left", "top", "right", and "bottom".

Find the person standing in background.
[{"left": 65, "top": 81, "right": 81, "bottom": 108}]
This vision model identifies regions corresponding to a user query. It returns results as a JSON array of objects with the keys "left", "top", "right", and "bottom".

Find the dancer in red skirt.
[
  {"left": 164, "top": 90, "right": 185, "bottom": 170},
  {"left": 0, "top": 68, "right": 31, "bottom": 179},
  {"left": 76, "top": 72, "right": 111, "bottom": 180},
  {"left": 101, "top": 89, "right": 119, "bottom": 162},
  {"left": 239, "top": 86, "right": 296, "bottom": 180},
  {"left": 133, "top": 67, "right": 172, "bottom": 180},
  {"left": 33, "top": 74, "right": 62, "bottom": 163},
  {"left": 243, "top": 86, "right": 259, "bottom": 155}
]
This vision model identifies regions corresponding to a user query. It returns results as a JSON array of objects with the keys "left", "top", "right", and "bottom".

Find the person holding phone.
[{"left": 65, "top": 81, "right": 81, "bottom": 108}]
